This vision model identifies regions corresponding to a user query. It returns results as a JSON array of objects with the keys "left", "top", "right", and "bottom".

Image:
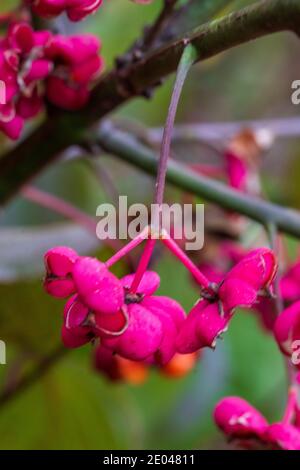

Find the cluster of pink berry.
[
  {"left": 214, "top": 390, "right": 300, "bottom": 450},
  {"left": 0, "top": 0, "right": 154, "bottom": 140},
  {"left": 0, "top": 21, "right": 103, "bottom": 139},
  {"left": 44, "top": 243, "right": 202, "bottom": 382},
  {"left": 43, "top": 235, "right": 277, "bottom": 384},
  {"left": 26, "top": 0, "right": 151, "bottom": 22},
  {"left": 26, "top": 0, "right": 103, "bottom": 22},
  {"left": 44, "top": 213, "right": 300, "bottom": 449},
  {"left": 42, "top": 114, "right": 300, "bottom": 447},
  {"left": 29, "top": 1, "right": 300, "bottom": 448},
  {"left": 193, "top": 242, "right": 300, "bottom": 448},
  {"left": 176, "top": 247, "right": 277, "bottom": 352},
  {"left": 94, "top": 343, "right": 199, "bottom": 384},
  {"left": 198, "top": 240, "right": 300, "bottom": 355}
]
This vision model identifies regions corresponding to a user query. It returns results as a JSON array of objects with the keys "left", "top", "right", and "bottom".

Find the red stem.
[
  {"left": 21, "top": 186, "right": 121, "bottom": 254},
  {"left": 282, "top": 387, "right": 297, "bottom": 425},
  {"left": 162, "top": 235, "right": 213, "bottom": 292},
  {"left": 190, "top": 163, "right": 225, "bottom": 178},
  {"left": 22, "top": 186, "right": 97, "bottom": 234},
  {"left": 130, "top": 239, "right": 156, "bottom": 293},
  {"left": 105, "top": 226, "right": 149, "bottom": 268}
]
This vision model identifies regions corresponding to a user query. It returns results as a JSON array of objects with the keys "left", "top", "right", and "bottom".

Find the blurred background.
[{"left": 0, "top": 0, "right": 299, "bottom": 449}]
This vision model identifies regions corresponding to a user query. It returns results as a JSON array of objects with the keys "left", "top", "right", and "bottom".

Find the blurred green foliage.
[
  {"left": 0, "top": 0, "right": 298, "bottom": 450},
  {"left": 0, "top": 1, "right": 19, "bottom": 12}
]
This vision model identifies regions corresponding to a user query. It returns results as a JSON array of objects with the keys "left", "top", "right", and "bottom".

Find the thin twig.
[
  {"left": 21, "top": 186, "right": 97, "bottom": 234},
  {"left": 154, "top": 44, "right": 196, "bottom": 206},
  {"left": 142, "top": 0, "right": 178, "bottom": 50},
  {"left": 266, "top": 222, "right": 284, "bottom": 315},
  {"left": 96, "top": 122, "right": 300, "bottom": 239},
  {"left": 148, "top": 117, "right": 300, "bottom": 143},
  {"left": 21, "top": 185, "right": 133, "bottom": 265},
  {"left": 83, "top": 159, "right": 137, "bottom": 271},
  {"left": 0, "top": 345, "right": 67, "bottom": 409},
  {"left": 84, "top": 159, "right": 120, "bottom": 208}
]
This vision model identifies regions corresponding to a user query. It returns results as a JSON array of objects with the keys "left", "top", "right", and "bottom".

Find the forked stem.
[
  {"left": 105, "top": 226, "right": 149, "bottom": 268},
  {"left": 130, "top": 44, "right": 196, "bottom": 292},
  {"left": 130, "top": 239, "right": 156, "bottom": 293},
  {"left": 161, "top": 234, "right": 213, "bottom": 293}
]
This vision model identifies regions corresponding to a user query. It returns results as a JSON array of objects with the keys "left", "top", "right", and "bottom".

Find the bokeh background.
[{"left": 0, "top": 0, "right": 300, "bottom": 449}]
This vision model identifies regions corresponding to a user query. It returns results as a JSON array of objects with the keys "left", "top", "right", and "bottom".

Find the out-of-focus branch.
[
  {"left": 0, "top": 0, "right": 300, "bottom": 205},
  {"left": 0, "top": 345, "right": 67, "bottom": 409},
  {"left": 148, "top": 117, "right": 300, "bottom": 143},
  {"left": 93, "top": 122, "right": 300, "bottom": 238},
  {"left": 142, "top": 0, "right": 179, "bottom": 50},
  {"left": 21, "top": 185, "right": 135, "bottom": 266},
  {"left": 21, "top": 186, "right": 97, "bottom": 234},
  {"left": 166, "top": 0, "right": 230, "bottom": 38}
]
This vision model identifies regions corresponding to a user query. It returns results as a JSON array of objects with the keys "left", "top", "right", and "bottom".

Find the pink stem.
[
  {"left": 22, "top": 186, "right": 97, "bottom": 234},
  {"left": 190, "top": 163, "right": 225, "bottom": 178},
  {"left": 282, "top": 387, "right": 297, "bottom": 425},
  {"left": 21, "top": 186, "right": 121, "bottom": 254},
  {"left": 105, "top": 227, "right": 149, "bottom": 268},
  {"left": 267, "top": 223, "right": 283, "bottom": 315},
  {"left": 130, "top": 239, "right": 156, "bottom": 293},
  {"left": 162, "top": 235, "right": 213, "bottom": 292}
]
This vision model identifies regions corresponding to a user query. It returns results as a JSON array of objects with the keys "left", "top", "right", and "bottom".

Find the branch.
[
  {"left": 0, "top": 0, "right": 299, "bottom": 205},
  {"left": 148, "top": 117, "right": 300, "bottom": 142},
  {"left": 115, "top": 0, "right": 179, "bottom": 68},
  {"left": 167, "top": 0, "right": 232, "bottom": 38},
  {"left": 0, "top": 345, "right": 67, "bottom": 409},
  {"left": 94, "top": 122, "right": 300, "bottom": 239},
  {"left": 142, "top": 0, "right": 178, "bottom": 50},
  {"left": 21, "top": 186, "right": 97, "bottom": 234}
]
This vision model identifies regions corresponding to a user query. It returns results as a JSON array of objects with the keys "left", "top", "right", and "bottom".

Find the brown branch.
[{"left": 142, "top": 0, "right": 179, "bottom": 50}]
